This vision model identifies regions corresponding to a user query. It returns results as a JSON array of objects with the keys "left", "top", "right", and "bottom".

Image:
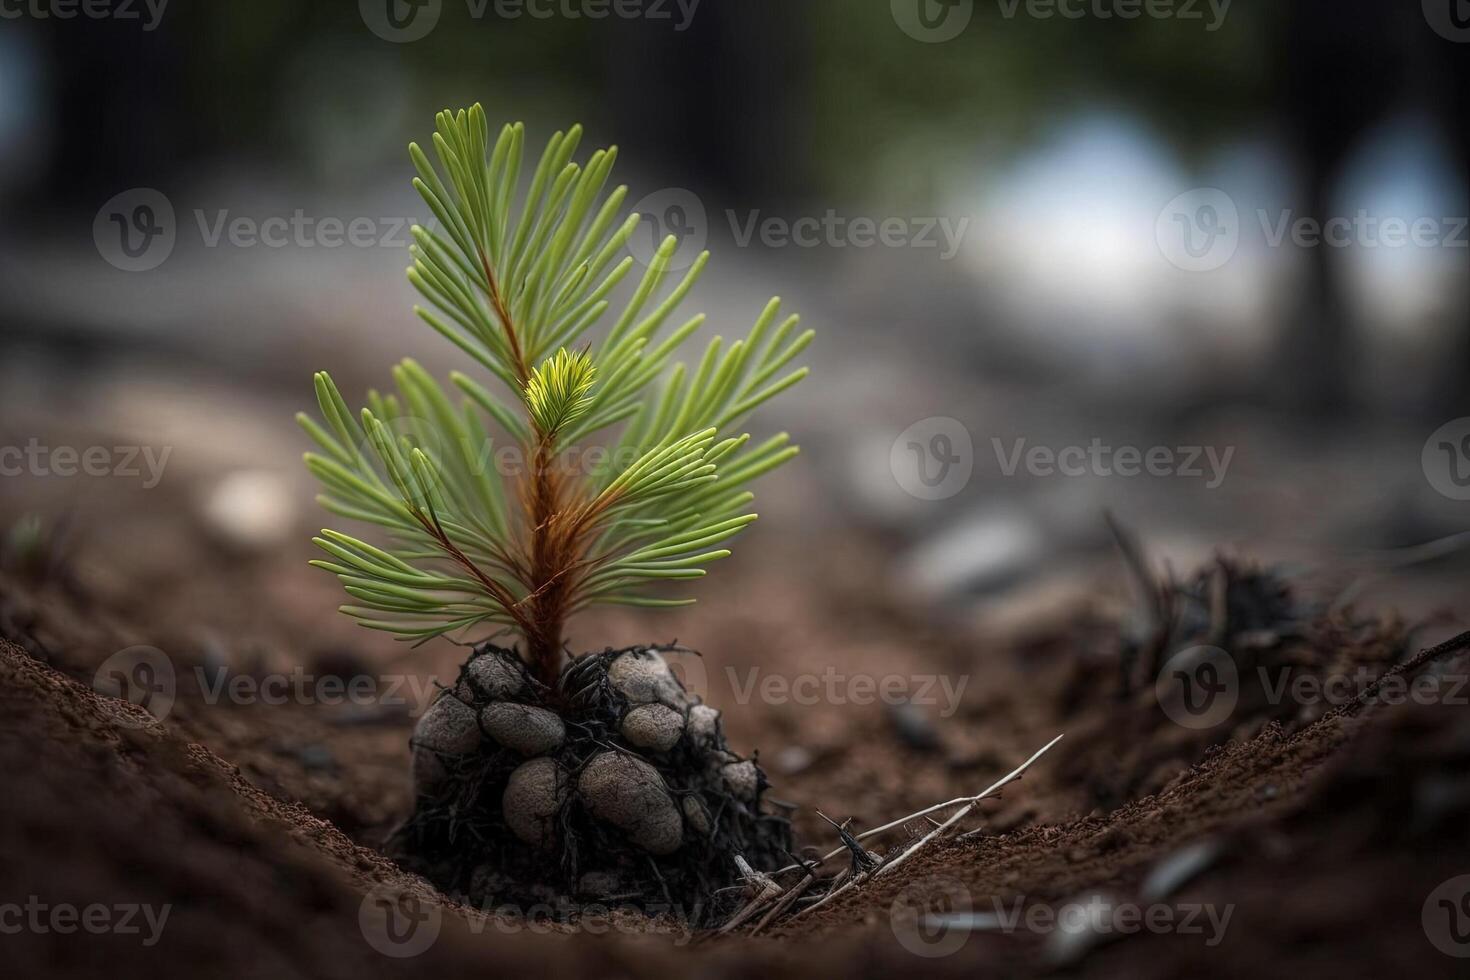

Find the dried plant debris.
[{"left": 392, "top": 643, "right": 791, "bottom": 924}]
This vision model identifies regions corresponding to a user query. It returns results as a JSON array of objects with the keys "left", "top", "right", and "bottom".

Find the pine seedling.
[{"left": 299, "top": 106, "right": 812, "bottom": 686}]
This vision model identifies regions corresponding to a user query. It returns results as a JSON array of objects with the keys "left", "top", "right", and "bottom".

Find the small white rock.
[
  {"left": 686, "top": 703, "right": 721, "bottom": 745},
  {"left": 410, "top": 694, "right": 482, "bottom": 792},
  {"left": 608, "top": 650, "right": 688, "bottom": 707},
  {"left": 414, "top": 693, "right": 481, "bottom": 756},
  {"left": 577, "top": 752, "right": 684, "bottom": 855},
  {"left": 480, "top": 702, "right": 565, "bottom": 756},
  {"left": 201, "top": 470, "right": 295, "bottom": 551},
  {"left": 721, "top": 760, "right": 761, "bottom": 801},
  {"left": 502, "top": 758, "right": 568, "bottom": 848},
  {"left": 464, "top": 651, "right": 528, "bottom": 700},
  {"left": 620, "top": 703, "right": 685, "bottom": 752}
]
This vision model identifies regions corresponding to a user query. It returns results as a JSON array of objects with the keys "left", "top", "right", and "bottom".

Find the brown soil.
[{"left": 3, "top": 521, "right": 1470, "bottom": 978}]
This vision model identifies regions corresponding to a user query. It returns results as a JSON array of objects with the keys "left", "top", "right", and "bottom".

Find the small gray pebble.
[
  {"left": 578, "top": 752, "right": 684, "bottom": 855},
  {"left": 608, "top": 650, "right": 688, "bottom": 707},
  {"left": 681, "top": 795, "right": 712, "bottom": 836},
  {"left": 464, "top": 651, "right": 528, "bottom": 700},
  {"left": 413, "top": 693, "right": 482, "bottom": 756},
  {"left": 620, "top": 703, "right": 685, "bottom": 752},
  {"left": 480, "top": 702, "right": 565, "bottom": 756},
  {"left": 721, "top": 760, "right": 761, "bottom": 801},
  {"left": 502, "top": 757, "right": 568, "bottom": 848},
  {"left": 686, "top": 703, "right": 721, "bottom": 745}
]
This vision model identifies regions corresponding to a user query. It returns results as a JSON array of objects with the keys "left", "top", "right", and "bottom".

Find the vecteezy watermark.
[
  {"left": 990, "top": 892, "right": 1233, "bottom": 946},
  {"left": 889, "top": 879, "right": 1235, "bottom": 957},
  {"left": 0, "top": 439, "right": 172, "bottom": 488},
  {"left": 992, "top": 437, "right": 1235, "bottom": 489},
  {"left": 626, "top": 188, "right": 971, "bottom": 269},
  {"left": 1159, "top": 188, "right": 1470, "bottom": 272},
  {"left": 193, "top": 665, "right": 444, "bottom": 714},
  {"left": 94, "top": 188, "right": 176, "bottom": 272},
  {"left": 890, "top": 417, "right": 975, "bottom": 501},
  {"left": 1156, "top": 645, "right": 1239, "bottom": 730},
  {"left": 728, "top": 210, "right": 971, "bottom": 261},
  {"left": 92, "top": 646, "right": 177, "bottom": 727},
  {"left": 456, "top": 896, "right": 695, "bottom": 943},
  {"left": 93, "top": 644, "right": 536, "bottom": 719},
  {"left": 1424, "top": 875, "right": 1470, "bottom": 958},
  {"left": 1424, "top": 0, "right": 1470, "bottom": 43},
  {"left": 891, "top": 0, "right": 975, "bottom": 42},
  {"left": 93, "top": 188, "right": 422, "bottom": 272},
  {"left": 1156, "top": 188, "right": 1240, "bottom": 272},
  {"left": 628, "top": 187, "right": 709, "bottom": 272},
  {"left": 1158, "top": 647, "right": 1470, "bottom": 731},
  {"left": 890, "top": 421, "right": 1235, "bottom": 501},
  {"left": 995, "top": 0, "right": 1230, "bottom": 29},
  {"left": 892, "top": 0, "right": 1229, "bottom": 42},
  {"left": 1423, "top": 418, "right": 1470, "bottom": 501},
  {"left": 360, "top": 0, "right": 700, "bottom": 43},
  {"left": 192, "top": 210, "right": 417, "bottom": 251},
  {"left": 0, "top": 0, "right": 169, "bottom": 31},
  {"left": 890, "top": 876, "right": 974, "bottom": 958},
  {"left": 359, "top": 885, "right": 442, "bottom": 958},
  {"left": 722, "top": 667, "right": 970, "bottom": 718},
  {"left": 0, "top": 898, "right": 171, "bottom": 947}
]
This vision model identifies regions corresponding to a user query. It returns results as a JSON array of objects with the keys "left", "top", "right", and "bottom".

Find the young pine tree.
[{"left": 298, "top": 106, "right": 812, "bottom": 688}]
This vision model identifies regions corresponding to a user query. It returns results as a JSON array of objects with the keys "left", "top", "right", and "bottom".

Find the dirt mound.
[{"left": 4, "top": 554, "right": 1470, "bottom": 978}]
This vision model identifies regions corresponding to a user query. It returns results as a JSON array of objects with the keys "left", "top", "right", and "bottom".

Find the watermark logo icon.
[
  {"left": 890, "top": 417, "right": 974, "bottom": 501},
  {"left": 1424, "top": 0, "right": 1470, "bottom": 42},
  {"left": 1423, "top": 875, "right": 1470, "bottom": 957},
  {"left": 1156, "top": 645, "right": 1238, "bottom": 730},
  {"left": 92, "top": 646, "right": 176, "bottom": 726},
  {"left": 1156, "top": 188, "right": 1239, "bottom": 272},
  {"left": 359, "top": 885, "right": 442, "bottom": 958},
  {"left": 94, "top": 188, "right": 175, "bottom": 272},
  {"left": 360, "top": 0, "right": 442, "bottom": 42},
  {"left": 889, "top": 876, "right": 973, "bottom": 957},
  {"left": 892, "top": 0, "right": 974, "bottom": 42},
  {"left": 662, "top": 649, "right": 709, "bottom": 703},
  {"left": 628, "top": 187, "right": 707, "bottom": 271},
  {"left": 1423, "top": 418, "right": 1470, "bottom": 501}
]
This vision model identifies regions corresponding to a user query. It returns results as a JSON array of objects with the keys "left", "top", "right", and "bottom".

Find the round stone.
[
  {"left": 686, "top": 704, "right": 721, "bottom": 745},
  {"left": 607, "top": 650, "right": 688, "bottom": 707},
  {"left": 502, "top": 758, "right": 568, "bottom": 848},
  {"left": 681, "top": 795, "right": 712, "bottom": 836},
  {"left": 721, "top": 760, "right": 761, "bottom": 801},
  {"left": 463, "top": 650, "right": 528, "bottom": 701},
  {"left": 480, "top": 702, "right": 565, "bottom": 756},
  {"left": 620, "top": 703, "right": 685, "bottom": 752},
  {"left": 414, "top": 693, "right": 482, "bottom": 756},
  {"left": 410, "top": 695, "right": 481, "bottom": 793},
  {"left": 577, "top": 752, "right": 684, "bottom": 855}
]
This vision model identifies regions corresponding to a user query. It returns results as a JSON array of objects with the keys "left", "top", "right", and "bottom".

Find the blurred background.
[{"left": 2, "top": 0, "right": 1469, "bottom": 660}]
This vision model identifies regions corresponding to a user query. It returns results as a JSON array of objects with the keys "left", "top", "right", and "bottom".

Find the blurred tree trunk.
[
  {"left": 602, "top": 0, "right": 807, "bottom": 201},
  {"left": 1274, "top": 0, "right": 1404, "bottom": 417},
  {"left": 1438, "top": 30, "right": 1470, "bottom": 418}
]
